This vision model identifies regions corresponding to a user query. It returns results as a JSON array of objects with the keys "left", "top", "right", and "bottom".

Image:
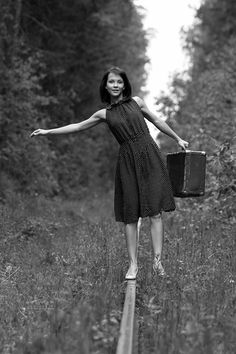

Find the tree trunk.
[{"left": 12, "top": 0, "right": 22, "bottom": 59}]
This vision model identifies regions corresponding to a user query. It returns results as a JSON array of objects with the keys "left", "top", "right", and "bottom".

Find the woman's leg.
[
  {"left": 150, "top": 213, "right": 164, "bottom": 257},
  {"left": 137, "top": 217, "right": 142, "bottom": 246},
  {"left": 124, "top": 221, "right": 139, "bottom": 278},
  {"left": 149, "top": 213, "right": 165, "bottom": 275},
  {"left": 125, "top": 222, "right": 138, "bottom": 265}
]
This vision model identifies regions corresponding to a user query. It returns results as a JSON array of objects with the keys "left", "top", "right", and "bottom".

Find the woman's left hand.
[{"left": 177, "top": 139, "right": 189, "bottom": 151}]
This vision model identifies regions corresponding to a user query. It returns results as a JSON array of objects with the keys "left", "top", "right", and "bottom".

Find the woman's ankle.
[{"left": 129, "top": 260, "right": 138, "bottom": 267}]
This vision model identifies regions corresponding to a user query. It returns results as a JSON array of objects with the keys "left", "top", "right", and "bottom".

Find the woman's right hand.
[
  {"left": 177, "top": 139, "right": 189, "bottom": 151},
  {"left": 30, "top": 129, "right": 48, "bottom": 138}
]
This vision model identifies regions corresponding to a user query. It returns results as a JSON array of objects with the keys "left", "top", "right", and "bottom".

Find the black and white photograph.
[{"left": 0, "top": 0, "right": 235, "bottom": 353}]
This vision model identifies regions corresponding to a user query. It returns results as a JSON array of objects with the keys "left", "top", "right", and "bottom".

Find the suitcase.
[{"left": 166, "top": 150, "right": 206, "bottom": 197}]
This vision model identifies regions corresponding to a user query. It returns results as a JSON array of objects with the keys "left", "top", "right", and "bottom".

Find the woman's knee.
[
  {"left": 124, "top": 221, "right": 138, "bottom": 228},
  {"left": 149, "top": 213, "right": 162, "bottom": 223}
]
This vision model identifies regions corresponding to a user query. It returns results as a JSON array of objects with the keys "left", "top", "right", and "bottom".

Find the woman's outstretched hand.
[
  {"left": 30, "top": 129, "right": 48, "bottom": 138},
  {"left": 177, "top": 139, "right": 189, "bottom": 151}
]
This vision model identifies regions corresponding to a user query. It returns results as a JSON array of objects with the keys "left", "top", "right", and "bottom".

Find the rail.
[
  {"left": 116, "top": 218, "right": 140, "bottom": 353},
  {"left": 116, "top": 280, "right": 137, "bottom": 354}
]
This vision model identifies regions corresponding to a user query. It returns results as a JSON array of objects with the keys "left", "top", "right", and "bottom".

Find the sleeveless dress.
[{"left": 106, "top": 97, "right": 176, "bottom": 224}]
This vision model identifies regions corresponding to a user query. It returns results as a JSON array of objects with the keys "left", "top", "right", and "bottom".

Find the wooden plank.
[{"left": 116, "top": 280, "right": 136, "bottom": 354}]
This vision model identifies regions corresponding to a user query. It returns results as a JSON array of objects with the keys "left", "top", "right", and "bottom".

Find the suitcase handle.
[
  {"left": 183, "top": 149, "right": 206, "bottom": 155},
  {"left": 169, "top": 150, "right": 206, "bottom": 155}
]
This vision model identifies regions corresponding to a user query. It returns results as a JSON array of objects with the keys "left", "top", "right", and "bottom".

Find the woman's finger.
[
  {"left": 30, "top": 130, "right": 40, "bottom": 137},
  {"left": 179, "top": 140, "right": 189, "bottom": 150}
]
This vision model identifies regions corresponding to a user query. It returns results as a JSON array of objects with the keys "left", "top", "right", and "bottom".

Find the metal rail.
[{"left": 116, "top": 280, "right": 136, "bottom": 354}]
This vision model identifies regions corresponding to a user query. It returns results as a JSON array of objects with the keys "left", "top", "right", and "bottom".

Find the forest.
[
  {"left": 0, "top": 0, "right": 235, "bottom": 353},
  {"left": 158, "top": 0, "right": 236, "bottom": 222},
  {"left": 0, "top": 0, "right": 148, "bottom": 198}
]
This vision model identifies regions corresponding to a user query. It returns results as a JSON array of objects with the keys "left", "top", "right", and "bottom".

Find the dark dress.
[{"left": 106, "top": 97, "right": 175, "bottom": 224}]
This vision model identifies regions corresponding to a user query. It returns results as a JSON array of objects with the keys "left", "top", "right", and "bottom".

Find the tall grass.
[
  {"left": 0, "top": 193, "right": 125, "bottom": 354},
  {"left": 0, "top": 193, "right": 235, "bottom": 353},
  {"left": 137, "top": 203, "right": 236, "bottom": 354}
]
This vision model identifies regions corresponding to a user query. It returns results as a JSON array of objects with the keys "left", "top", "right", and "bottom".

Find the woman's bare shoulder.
[
  {"left": 132, "top": 96, "right": 145, "bottom": 108},
  {"left": 93, "top": 108, "right": 107, "bottom": 120}
]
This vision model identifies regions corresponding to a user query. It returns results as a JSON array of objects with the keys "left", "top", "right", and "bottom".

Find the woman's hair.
[{"left": 99, "top": 66, "right": 132, "bottom": 104}]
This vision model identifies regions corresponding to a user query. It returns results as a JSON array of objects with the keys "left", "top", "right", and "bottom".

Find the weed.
[{"left": 0, "top": 193, "right": 235, "bottom": 353}]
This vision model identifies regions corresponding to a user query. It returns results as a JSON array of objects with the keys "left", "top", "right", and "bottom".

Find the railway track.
[
  {"left": 116, "top": 219, "right": 140, "bottom": 353},
  {"left": 116, "top": 280, "right": 137, "bottom": 354}
]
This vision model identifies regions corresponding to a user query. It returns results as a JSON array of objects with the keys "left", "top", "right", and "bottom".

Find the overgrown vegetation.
[
  {"left": 0, "top": 0, "right": 235, "bottom": 353},
  {"left": 0, "top": 194, "right": 124, "bottom": 353},
  {"left": 138, "top": 196, "right": 236, "bottom": 354},
  {"left": 157, "top": 0, "right": 236, "bottom": 223},
  {"left": 0, "top": 195, "right": 235, "bottom": 353},
  {"left": 0, "top": 0, "right": 148, "bottom": 198}
]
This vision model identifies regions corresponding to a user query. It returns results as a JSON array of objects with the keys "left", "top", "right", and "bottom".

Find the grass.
[
  {"left": 0, "top": 192, "right": 235, "bottom": 353},
  {"left": 137, "top": 204, "right": 236, "bottom": 354}
]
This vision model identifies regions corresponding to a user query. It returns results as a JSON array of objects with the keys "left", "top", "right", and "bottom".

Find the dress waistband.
[{"left": 121, "top": 132, "right": 151, "bottom": 146}]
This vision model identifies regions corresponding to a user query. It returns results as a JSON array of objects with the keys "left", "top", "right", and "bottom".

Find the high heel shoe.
[
  {"left": 153, "top": 254, "right": 166, "bottom": 277},
  {"left": 125, "top": 264, "right": 138, "bottom": 280}
]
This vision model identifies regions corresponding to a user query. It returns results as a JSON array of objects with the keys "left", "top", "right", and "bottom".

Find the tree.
[
  {"left": 0, "top": 0, "right": 149, "bottom": 198},
  {"left": 156, "top": 0, "right": 236, "bottom": 219}
]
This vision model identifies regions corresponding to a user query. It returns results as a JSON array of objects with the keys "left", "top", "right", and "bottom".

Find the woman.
[{"left": 31, "top": 66, "right": 188, "bottom": 280}]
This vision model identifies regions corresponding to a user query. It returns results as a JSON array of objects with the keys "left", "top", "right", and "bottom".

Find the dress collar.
[{"left": 107, "top": 97, "right": 131, "bottom": 110}]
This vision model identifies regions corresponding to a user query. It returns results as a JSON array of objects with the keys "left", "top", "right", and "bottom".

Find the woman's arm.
[
  {"left": 133, "top": 96, "right": 189, "bottom": 150},
  {"left": 31, "top": 109, "right": 106, "bottom": 137}
]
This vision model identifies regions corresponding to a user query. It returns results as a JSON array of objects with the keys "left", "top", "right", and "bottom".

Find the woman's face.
[{"left": 106, "top": 72, "right": 125, "bottom": 99}]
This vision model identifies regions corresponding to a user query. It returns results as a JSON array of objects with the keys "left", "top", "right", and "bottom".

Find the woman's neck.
[{"left": 110, "top": 93, "right": 124, "bottom": 104}]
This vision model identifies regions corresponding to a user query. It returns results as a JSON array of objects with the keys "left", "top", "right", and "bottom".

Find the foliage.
[
  {"left": 0, "top": 48, "right": 59, "bottom": 197},
  {"left": 1, "top": 2, "right": 235, "bottom": 353},
  {"left": 0, "top": 194, "right": 124, "bottom": 353},
  {"left": 0, "top": 193, "right": 235, "bottom": 353},
  {"left": 0, "top": 0, "right": 148, "bottom": 198},
  {"left": 157, "top": 0, "right": 236, "bottom": 222}
]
